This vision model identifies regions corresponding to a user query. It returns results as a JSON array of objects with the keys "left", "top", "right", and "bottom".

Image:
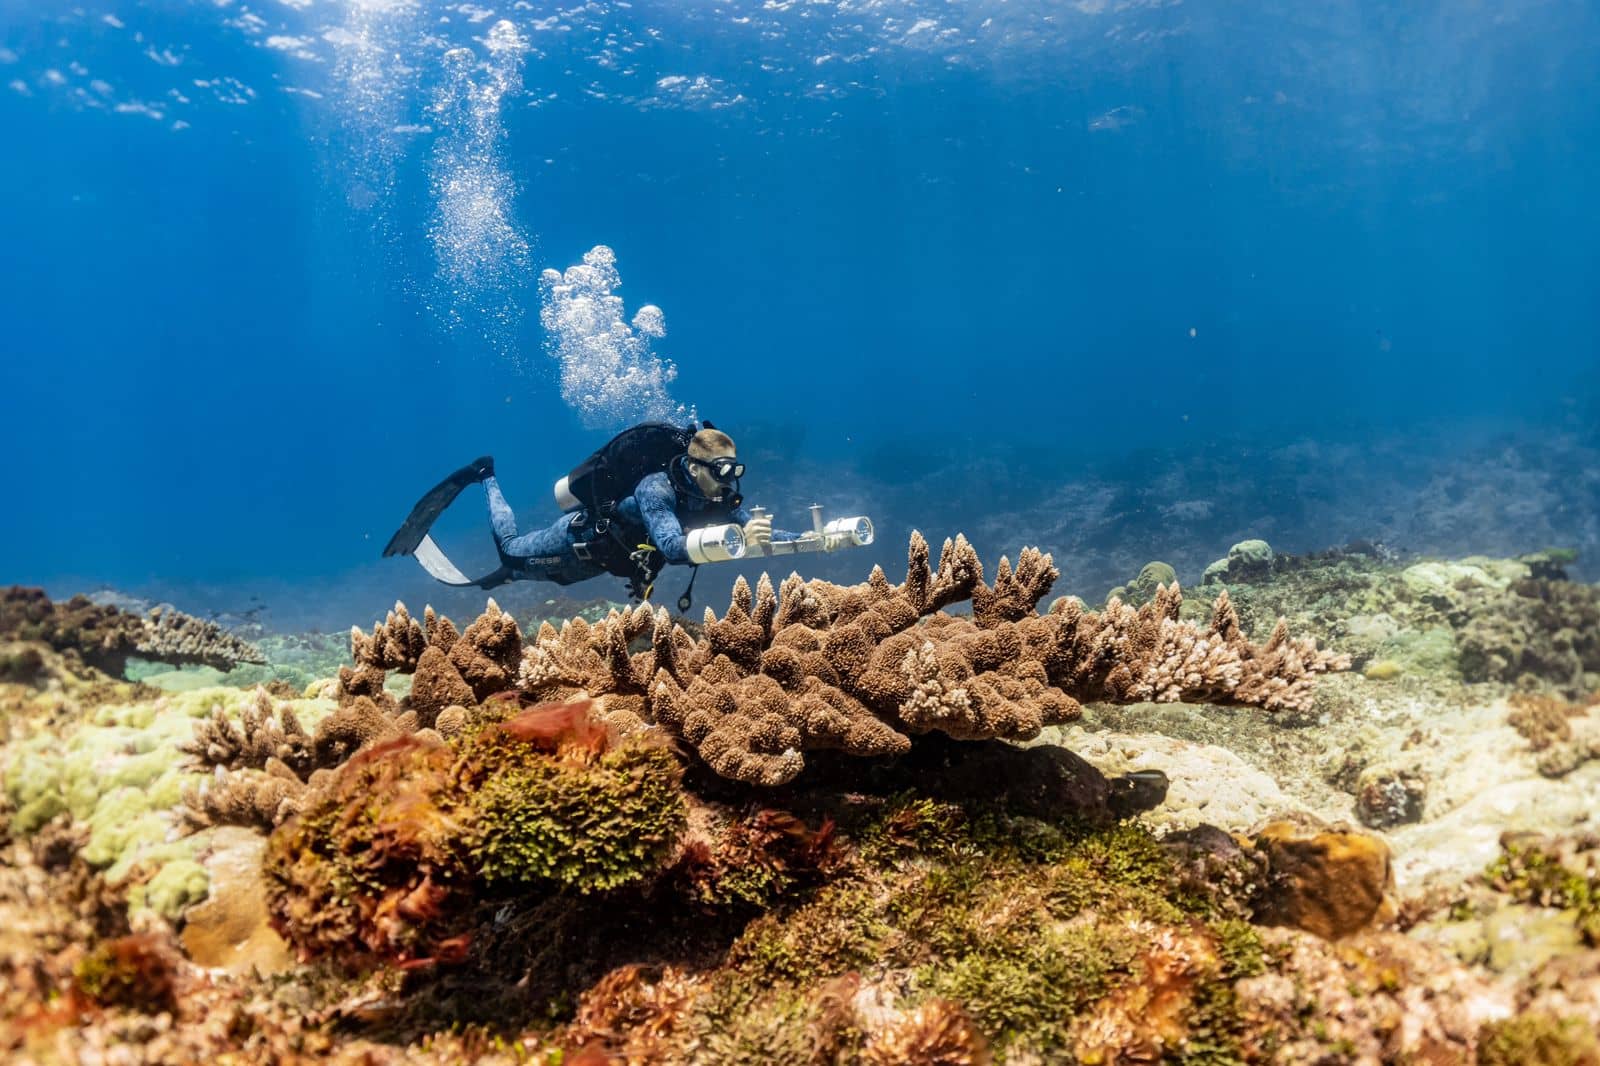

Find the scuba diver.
[{"left": 383, "top": 421, "right": 806, "bottom": 606}]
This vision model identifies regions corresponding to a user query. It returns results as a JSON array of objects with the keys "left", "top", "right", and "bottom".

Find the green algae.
[
  {"left": 1486, "top": 837, "right": 1600, "bottom": 947},
  {"left": 688, "top": 976, "right": 863, "bottom": 1066},
  {"left": 710, "top": 797, "right": 1260, "bottom": 1061},
  {"left": 265, "top": 715, "right": 689, "bottom": 965},
  {"left": 469, "top": 742, "right": 686, "bottom": 893},
  {"left": 1479, "top": 1011, "right": 1600, "bottom": 1066}
]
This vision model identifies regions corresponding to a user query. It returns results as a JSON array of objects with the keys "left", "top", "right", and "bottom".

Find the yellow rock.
[
  {"left": 1246, "top": 819, "right": 1395, "bottom": 940},
  {"left": 1364, "top": 659, "right": 1403, "bottom": 681},
  {"left": 180, "top": 827, "right": 294, "bottom": 976}
]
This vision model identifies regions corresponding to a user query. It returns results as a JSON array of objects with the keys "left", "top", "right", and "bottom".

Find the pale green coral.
[
  {"left": 4, "top": 684, "right": 334, "bottom": 924},
  {"left": 1376, "top": 625, "right": 1459, "bottom": 678},
  {"left": 1400, "top": 557, "right": 1529, "bottom": 606},
  {"left": 84, "top": 787, "right": 170, "bottom": 876},
  {"left": 135, "top": 857, "right": 211, "bottom": 921}
]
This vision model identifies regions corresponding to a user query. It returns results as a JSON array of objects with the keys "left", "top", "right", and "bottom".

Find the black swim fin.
[{"left": 382, "top": 456, "right": 492, "bottom": 558}]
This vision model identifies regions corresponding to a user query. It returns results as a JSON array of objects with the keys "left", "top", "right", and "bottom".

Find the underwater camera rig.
[{"left": 684, "top": 504, "right": 875, "bottom": 565}]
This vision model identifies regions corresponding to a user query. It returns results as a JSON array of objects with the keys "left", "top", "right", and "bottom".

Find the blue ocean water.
[{"left": 2, "top": 1, "right": 1597, "bottom": 632}]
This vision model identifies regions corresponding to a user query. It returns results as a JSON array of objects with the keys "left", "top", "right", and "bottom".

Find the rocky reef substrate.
[{"left": 2, "top": 534, "right": 1599, "bottom": 1064}]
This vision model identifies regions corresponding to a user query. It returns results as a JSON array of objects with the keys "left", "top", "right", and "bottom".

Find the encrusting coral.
[{"left": 343, "top": 533, "right": 1347, "bottom": 786}]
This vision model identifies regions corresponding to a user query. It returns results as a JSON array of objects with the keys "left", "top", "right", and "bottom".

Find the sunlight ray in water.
[{"left": 425, "top": 20, "right": 532, "bottom": 359}]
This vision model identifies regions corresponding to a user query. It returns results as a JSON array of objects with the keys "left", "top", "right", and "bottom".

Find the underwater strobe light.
[
  {"left": 685, "top": 504, "right": 875, "bottom": 565},
  {"left": 685, "top": 523, "right": 747, "bottom": 564},
  {"left": 822, "top": 515, "right": 874, "bottom": 548}
]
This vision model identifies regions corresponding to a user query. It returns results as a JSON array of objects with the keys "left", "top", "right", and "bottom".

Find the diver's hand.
[{"left": 743, "top": 514, "right": 773, "bottom": 550}]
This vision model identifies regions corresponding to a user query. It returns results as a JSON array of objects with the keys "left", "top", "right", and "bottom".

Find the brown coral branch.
[
  {"left": 1, "top": 586, "right": 263, "bottom": 676},
  {"left": 182, "top": 760, "right": 308, "bottom": 830},
  {"left": 180, "top": 687, "right": 315, "bottom": 775}
]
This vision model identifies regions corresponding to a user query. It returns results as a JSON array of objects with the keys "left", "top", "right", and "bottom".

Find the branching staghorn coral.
[
  {"left": 524, "top": 534, "right": 1345, "bottom": 784},
  {"left": 180, "top": 601, "right": 576, "bottom": 831},
  {"left": 181, "top": 686, "right": 315, "bottom": 775},
  {"left": 0, "top": 586, "right": 264, "bottom": 676},
  {"left": 335, "top": 532, "right": 1345, "bottom": 787}
]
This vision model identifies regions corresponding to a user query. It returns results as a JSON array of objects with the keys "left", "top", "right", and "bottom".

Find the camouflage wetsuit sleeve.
[
  {"left": 632, "top": 474, "right": 695, "bottom": 565},
  {"left": 630, "top": 473, "right": 798, "bottom": 566}
]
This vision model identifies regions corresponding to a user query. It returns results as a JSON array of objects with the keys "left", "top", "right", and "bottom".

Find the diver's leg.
[
  {"left": 483, "top": 476, "right": 524, "bottom": 550},
  {"left": 483, "top": 482, "right": 600, "bottom": 583},
  {"left": 496, "top": 510, "right": 582, "bottom": 562}
]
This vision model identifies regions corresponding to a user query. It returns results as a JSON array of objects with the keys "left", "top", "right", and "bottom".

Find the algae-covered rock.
[
  {"left": 1482, "top": 903, "right": 1587, "bottom": 978},
  {"left": 1484, "top": 832, "right": 1600, "bottom": 948},
  {"left": 1378, "top": 624, "right": 1460, "bottom": 678},
  {"left": 265, "top": 700, "right": 686, "bottom": 966},
  {"left": 1201, "top": 539, "right": 1275, "bottom": 587},
  {"left": 1400, "top": 558, "right": 1528, "bottom": 615},
  {"left": 1245, "top": 819, "right": 1394, "bottom": 939},
  {"left": 1479, "top": 1009, "right": 1600, "bottom": 1066},
  {"left": 1457, "top": 578, "right": 1600, "bottom": 694},
  {"left": 469, "top": 732, "right": 685, "bottom": 892},
  {"left": 1519, "top": 549, "right": 1578, "bottom": 580},
  {"left": 1059, "top": 725, "right": 1311, "bottom": 834}
]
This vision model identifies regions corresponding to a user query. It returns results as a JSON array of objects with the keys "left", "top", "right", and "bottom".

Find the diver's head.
[{"left": 685, "top": 427, "right": 744, "bottom": 501}]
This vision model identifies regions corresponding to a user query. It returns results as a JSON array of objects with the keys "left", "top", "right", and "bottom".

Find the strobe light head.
[
  {"left": 823, "top": 516, "right": 874, "bottom": 548},
  {"left": 686, "top": 523, "right": 746, "bottom": 564}
]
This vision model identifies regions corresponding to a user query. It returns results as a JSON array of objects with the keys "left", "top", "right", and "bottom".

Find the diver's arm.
[{"left": 635, "top": 475, "right": 693, "bottom": 565}]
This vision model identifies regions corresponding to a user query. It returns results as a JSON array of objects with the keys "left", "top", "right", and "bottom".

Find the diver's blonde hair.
[{"left": 689, "top": 428, "right": 736, "bottom": 458}]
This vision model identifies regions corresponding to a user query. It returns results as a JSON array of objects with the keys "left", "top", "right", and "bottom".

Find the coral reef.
[
  {"left": 3, "top": 667, "right": 342, "bottom": 922},
  {"left": 180, "top": 687, "right": 417, "bottom": 831},
  {"left": 1195, "top": 539, "right": 1600, "bottom": 696},
  {"left": 7, "top": 540, "right": 1600, "bottom": 1062},
  {"left": 1459, "top": 578, "right": 1600, "bottom": 694},
  {"left": 0, "top": 585, "right": 263, "bottom": 676}
]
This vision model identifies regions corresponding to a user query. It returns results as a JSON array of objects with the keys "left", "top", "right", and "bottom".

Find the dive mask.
[{"left": 702, "top": 456, "right": 745, "bottom": 484}]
